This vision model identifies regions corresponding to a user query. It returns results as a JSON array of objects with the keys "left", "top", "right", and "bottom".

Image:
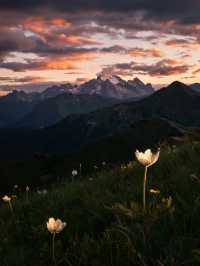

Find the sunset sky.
[{"left": 0, "top": 0, "right": 200, "bottom": 92}]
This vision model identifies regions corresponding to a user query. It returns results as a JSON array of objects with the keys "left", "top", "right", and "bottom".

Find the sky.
[{"left": 0, "top": 0, "right": 200, "bottom": 93}]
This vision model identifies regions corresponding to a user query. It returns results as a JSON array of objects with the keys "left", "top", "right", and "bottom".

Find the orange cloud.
[
  {"left": 23, "top": 16, "right": 101, "bottom": 47},
  {"left": 58, "top": 34, "right": 102, "bottom": 46},
  {"left": 23, "top": 16, "right": 71, "bottom": 33},
  {"left": 0, "top": 50, "right": 98, "bottom": 72},
  {"left": 34, "top": 52, "right": 98, "bottom": 70},
  {"left": 128, "top": 48, "right": 164, "bottom": 58},
  {"left": 159, "top": 59, "right": 184, "bottom": 65},
  {"left": 18, "top": 76, "right": 47, "bottom": 83},
  {"left": 0, "top": 75, "right": 47, "bottom": 84},
  {"left": 45, "top": 60, "right": 75, "bottom": 70},
  {"left": 193, "top": 68, "right": 200, "bottom": 75},
  {"left": 50, "top": 18, "right": 71, "bottom": 27},
  {"left": 165, "top": 38, "right": 199, "bottom": 49}
]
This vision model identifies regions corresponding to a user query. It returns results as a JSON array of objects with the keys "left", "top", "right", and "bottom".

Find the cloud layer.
[{"left": 0, "top": 0, "right": 199, "bottom": 88}]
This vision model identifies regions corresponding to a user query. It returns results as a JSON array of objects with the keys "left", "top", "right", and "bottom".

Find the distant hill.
[
  {"left": 15, "top": 93, "right": 117, "bottom": 128},
  {"left": 0, "top": 117, "right": 195, "bottom": 160},
  {"left": 39, "top": 83, "right": 75, "bottom": 99},
  {"left": 0, "top": 90, "right": 40, "bottom": 127},
  {"left": 190, "top": 83, "right": 200, "bottom": 93},
  {"left": 79, "top": 118, "right": 188, "bottom": 163}
]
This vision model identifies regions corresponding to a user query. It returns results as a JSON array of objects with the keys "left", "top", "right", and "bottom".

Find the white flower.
[
  {"left": 135, "top": 148, "right": 160, "bottom": 167},
  {"left": 72, "top": 170, "right": 78, "bottom": 176},
  {"left": 37, "top": 189, "right": 47, "bottom": 195},
  {"left": 150, "top": 188, "right": 160, "bottom": 194},
  {"left": 14, "top": 185, "right": 18, "bottom": 189},
  {"left": 26, "top": 186, "right": 30, "bottom": 192},
  {"left": 2, "top": 195, "right": 11, "bottom": 202},
  {"left": 47, "top": 217, "right": 66, "bottom": 234},
  {"left": 43, "top": 189, "right": 47, "bottom": 195}
]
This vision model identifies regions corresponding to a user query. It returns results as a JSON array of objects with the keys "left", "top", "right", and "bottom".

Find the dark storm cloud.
[
  {"left": 0, "top": 1, "right": 200, "bottom": 52},
  {"left": 0, "top": 61, "right": 42, "bottom": 72},
  {"left": 0, "top": 75, "right": 45, "bottom": 83},
  {"left": 137, "top": 61, "right": 190, "bottom": 76},
  {"left": 101, "top": 59, "right": 191, "bottom": 77},
  {"left": 0, "top": 28, "right": 38, "bottom": 53},
  {"left": 101, "top": 45, "right": 127, "bottom": 54},
  {"left": 28, "top": 41, "right": 97, "bottom": 57},
  {"left": 0, "top": 0, "right": 199, "bottom": 23},
  {"left": 0, "top": 28, "right": 99, "bottom": 64}
]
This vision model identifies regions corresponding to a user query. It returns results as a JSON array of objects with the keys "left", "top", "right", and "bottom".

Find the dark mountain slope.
[
  {"left": 0, "top": 90, "right": 40, "bottom": 127},
  {"left": 79, "top": 118, "right": 187, "bottom": 163},
  {"left": 40, "top": 83, "right": 74, "bottom": 99},
  {"left": 0, "top": 81, "right": 199, "bottom": 159},
  {"left": 134, "top": 81, "right": 200, "bottom": 125},
  {"left": 15, "top": 93, "right": 117, "bottom": 128},
  {"left": 190, "top": 83, "right": 200, "bottom": 93}
]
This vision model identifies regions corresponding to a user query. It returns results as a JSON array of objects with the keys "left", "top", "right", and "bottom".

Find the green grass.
[{"left": 1, "top": 142, "right": 200, "bottom": 266}]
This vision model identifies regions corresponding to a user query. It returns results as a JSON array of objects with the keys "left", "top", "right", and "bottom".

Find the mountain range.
[
  {"left": 0, "top": 80, "right": 199, "bottom": 159},
  {"left": 0, "top": 76, "right": 154, "bottom": 128}
]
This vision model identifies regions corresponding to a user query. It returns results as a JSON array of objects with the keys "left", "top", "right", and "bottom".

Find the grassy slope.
[{"left": 1, "top": 142, "right": 200, "bottom": 266}]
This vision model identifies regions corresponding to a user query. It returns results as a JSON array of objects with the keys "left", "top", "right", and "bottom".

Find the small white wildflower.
[
  {"left": 2, "top": 195, "right": 14, "bottom": 213},
  {"left": 135, "top": 148, "right": 160, "bottom": 167},
  {"left": 72, "top": 170, "right": 78, "bottom": 176},
  {"left": 2, "top": 195, "right": 11, "bottom": 202},
  {"left": 47, "top": 217, "right": 66, "bottom": 234},
  {"left": 43, "top": 189, "right": 47, "bottom": 195}
]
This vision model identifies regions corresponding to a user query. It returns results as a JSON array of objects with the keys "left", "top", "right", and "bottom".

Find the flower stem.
[
  {"left": 143, "top": 166, "right": 148, "bottom": 211},
  {"left": 26, "top": 191, "right": 29, "bottom": 202},
  {"left": 80, "top": 163, "right": 82, "bottom": 178},
  {"left": 52, "top": 233, "right": 56, "bottom": 262},
  {"left": 9, "top": 201, "right": 14, "bottom": 215}
]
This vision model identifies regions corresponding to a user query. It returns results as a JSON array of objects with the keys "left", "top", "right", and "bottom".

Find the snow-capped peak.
[
  {"left": 97, "top": 74, "right": 122, "bottom": 85},
  {"left": 76, "top": 75, "right": 154, "bottom": 100},
  {"left": 131, "top": 77, "right": 145, "bottom": 87}
]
